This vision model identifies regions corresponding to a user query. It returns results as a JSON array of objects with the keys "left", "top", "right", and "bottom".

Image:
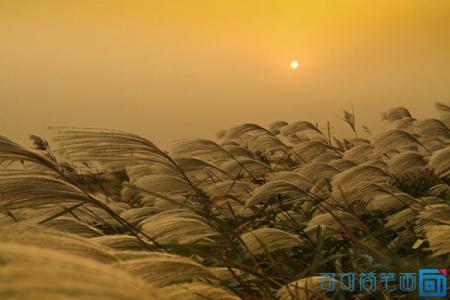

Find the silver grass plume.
[{"left": 240, "top": 227, "right": 304, "bottom": 256}]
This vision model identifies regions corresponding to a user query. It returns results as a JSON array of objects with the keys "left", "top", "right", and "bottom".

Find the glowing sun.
[{"left": 290, "top": 60, "right": 299, "bottom": 69}]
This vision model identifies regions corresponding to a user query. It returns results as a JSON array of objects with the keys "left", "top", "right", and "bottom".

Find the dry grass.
[{"left": 0, "top": 103, "right": 449, "bottom": 299}]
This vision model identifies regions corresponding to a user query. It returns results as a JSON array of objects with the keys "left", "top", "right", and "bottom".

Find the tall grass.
[{"left": 0, "top": 103, "right": 449, "bottom": 299}]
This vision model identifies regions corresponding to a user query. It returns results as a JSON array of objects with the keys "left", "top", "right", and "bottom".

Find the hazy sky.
[{"left": 1, "top": 1, "right": 449, "bottom": 149}]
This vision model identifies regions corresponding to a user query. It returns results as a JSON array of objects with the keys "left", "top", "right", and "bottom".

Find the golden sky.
[{"left": 1, "top": 1, "right": 449, "bottom": 148}]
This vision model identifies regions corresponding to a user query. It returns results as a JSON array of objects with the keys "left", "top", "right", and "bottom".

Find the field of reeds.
[{"left": 0, "top": 103, "right": 449, "bottom": 300}]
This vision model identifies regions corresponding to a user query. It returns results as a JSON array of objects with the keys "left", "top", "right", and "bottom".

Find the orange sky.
[{"left": 1, "top": 1, "right": 449, "bottom": 148}]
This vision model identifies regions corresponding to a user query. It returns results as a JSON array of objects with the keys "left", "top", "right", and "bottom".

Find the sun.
[{"left": 290, "top": 60, "right": 299, "bottom": 69}]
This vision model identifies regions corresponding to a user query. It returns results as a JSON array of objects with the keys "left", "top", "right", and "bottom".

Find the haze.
[{"left": 1, "top": 1, "right": 449, "bottom": 148}]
